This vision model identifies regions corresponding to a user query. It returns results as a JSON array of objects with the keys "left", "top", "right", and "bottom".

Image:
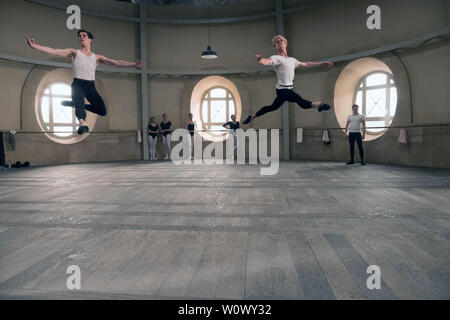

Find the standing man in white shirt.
[
  {"left": 26, "top": 30, "right": 142, "bottom": 135},
  {"left": 243, "top": 35, "right": 333, "bottom": 124},
  {"left": 345, "top": 104, "right": 366, "bottom": 166}
]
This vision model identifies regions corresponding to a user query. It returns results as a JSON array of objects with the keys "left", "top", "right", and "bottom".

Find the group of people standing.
[
  {"left": 147, "top": 113, "right": 175, "bottom": 160},
  {"left": 147, "top": 112, "right": 196, "bottom": 160},
  {"left": 147, "top": 113, "right": 240, "bottom": 161},
  {"left": 148, "top": 107, "right": 365, "bottom": 165}
]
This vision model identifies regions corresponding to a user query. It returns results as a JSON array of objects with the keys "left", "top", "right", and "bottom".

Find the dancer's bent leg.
[
  {"left": 84, "top": 83, "right": 107, "bottom": 116},
  {"left": 71, "top": 79, "right": 87, "bottom": 121},
  {"left": 65, "top": 79, "right": 106, "bottom": 117},
  {"left": 71, "top": 79, "right": 89, "bottom": 135}
]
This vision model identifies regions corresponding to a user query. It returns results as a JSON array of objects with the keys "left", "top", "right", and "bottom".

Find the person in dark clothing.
[
  {"left": 160, "top": 113, "right": 172, "bottom": 160},
  {"left": 223, "top": 114, "right": 240, "bottom": 132},
  {"left": 242, "top": 35, "right": 333, "bottom": 125},
  {"left": 148, "top": 116, "right": 159, "bottom": 160},
  {"left": 345, "top": 104, "right": 366, "bottom": 166},
  {"left": 187, "top": 113, "right": 196, "bottom": 160},
  {"left": 26, "top": 31, "right": 142, "bottom": 135},
  {"left": 223, "top": 114, "right": 240, "bottom": 153}
]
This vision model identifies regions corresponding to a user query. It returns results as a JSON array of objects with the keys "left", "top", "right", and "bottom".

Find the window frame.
[
  {"left": 353, "top": 71, "right": 397, "bottom": 135},
  {"left": 39, "top": 83, "right": 79, "bottom": 139},
  {"left": 200, "top": 85, "right": 236, "bottom": 136},
  {"left": 190, "top": 75, "right": 242, "bottom": 142}
]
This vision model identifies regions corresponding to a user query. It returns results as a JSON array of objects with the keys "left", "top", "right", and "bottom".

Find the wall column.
[
  {"left": 275, "top": 0, "right": 289, "bottom": 160},
  {"left": 140, "top": 3, "right": 149, "bottom": 160}
]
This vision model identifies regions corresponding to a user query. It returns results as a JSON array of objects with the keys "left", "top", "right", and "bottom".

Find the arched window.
[
  {"left": 334, "top": 57, "right": 401, "bottom": 141},
  {"left": 39, "top": 83, "right": 78, "bottom": 138},
  {"left": 354, "top": 72, "right": 397, "bottom": 134},
  {"left": 200, "top": 86, "right": 236, "bottom": 138},
  {"left": 190, "top": 76, "right": 242, "bottom": 142}
]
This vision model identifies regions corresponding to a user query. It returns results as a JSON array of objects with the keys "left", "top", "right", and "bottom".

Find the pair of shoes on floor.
[
  {"left": 77, "top": 126, "right": 89, "bottom": 135},
  {"left": 346, "top": 161, "right": 366, "bottom": 166}
]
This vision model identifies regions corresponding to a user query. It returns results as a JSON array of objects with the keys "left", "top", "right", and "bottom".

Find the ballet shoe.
[
  {"left": 77, "top": 125, "right": 89, "bottom": 135},
  {"left": 318, "top": 103, "right": 331, "bottom": 112},
  {"left": 243, "top": 115, "right": 252, "bottom": 124},
  {"left": 61, "top": 100, "right": 75, "bottom": 107}
]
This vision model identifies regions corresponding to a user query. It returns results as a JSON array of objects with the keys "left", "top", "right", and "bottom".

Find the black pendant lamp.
[{"left": 201, "top": 0, "right": 217, "bottom": 59}]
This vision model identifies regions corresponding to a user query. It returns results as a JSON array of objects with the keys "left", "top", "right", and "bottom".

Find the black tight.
[
  {"left": 349, "top": 132, "right": 364, "bottom": 162},
  {"left": 255, "top": 89, "right": 312, "bottom": 118},
  {"left": 71, "top": 78, "right": 107, "bottom": 121}
]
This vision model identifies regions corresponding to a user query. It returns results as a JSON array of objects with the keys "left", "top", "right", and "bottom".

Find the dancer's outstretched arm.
[
  {"left": 97, "top": 55, "right": 142, "bottom": 68},
  {"left": 297, "top": 60, "right": 333, "bottom": 68},
  {"left": 256, "top": 54, "right": 274, "bottom": 66},
  {"left": 26, "top": 34, "right": 76, "bottom": 58}
]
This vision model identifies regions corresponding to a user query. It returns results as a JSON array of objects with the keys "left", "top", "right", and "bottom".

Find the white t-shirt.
[
  {"left": 270, "top": 55, "right": 300, "bottom": 89},
  {"left": 347, "top": 114, "right": 365, "bottom": 133}
]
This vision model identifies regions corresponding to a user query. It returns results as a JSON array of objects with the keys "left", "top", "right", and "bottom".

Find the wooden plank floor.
[{"left": 0, "top": 160, "right": 449, "bottom": 300}]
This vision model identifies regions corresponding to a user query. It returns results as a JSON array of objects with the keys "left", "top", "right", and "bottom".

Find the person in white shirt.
[
  {"left": 26, "top": 30, "right": 142, "bottom": 135},
  {"left": 345, "top": 104, "right": 366, "bottom": 165},
  {"left": 243, "top": 35, "right": 333, "bottom": 124}
]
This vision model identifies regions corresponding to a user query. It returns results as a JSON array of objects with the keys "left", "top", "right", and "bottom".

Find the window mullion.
[
  {"left": 49, "top": 96, "right": 54, "bottom": 134},
  {"left": 208, "top": 96, "right": 211, "bottom": 130},
  {"left": 386, "top": 76, "right": 391, "bottom": 129},
  {"left": 362, "top": 80, "right": 366, "bottom": 116}
]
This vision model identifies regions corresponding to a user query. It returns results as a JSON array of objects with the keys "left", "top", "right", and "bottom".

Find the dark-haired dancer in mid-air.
[
  {"left": 26, "top": 30, "right": 142, "bottom": 135},
  {"left": 243, "top": 35, "right": 333, "bottom": 125}
]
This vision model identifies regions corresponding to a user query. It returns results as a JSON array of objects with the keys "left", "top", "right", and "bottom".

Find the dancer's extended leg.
[
  {"left": 243, "top": 90, "right": 286, "bottom": 124},
  {"left": 243, "top": 89, "right": 331, "bottom": 124}
]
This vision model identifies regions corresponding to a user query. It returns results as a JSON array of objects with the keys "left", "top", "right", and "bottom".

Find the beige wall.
[
  {"left": 0, "top": 0, "right": 449, "bottom": 167},
  {"left": 398, "top": 42, "right": 450, "bottom": 123},
  {"left": 0, "top": 61, "right": 33, "bottom": 130},
  {"left": 147, "top": 19, "right": 277, "bottom": 70}
]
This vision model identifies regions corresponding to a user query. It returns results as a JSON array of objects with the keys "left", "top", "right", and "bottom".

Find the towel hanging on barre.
[
  {"left": 322, "top": 129, "right": 330, "bottom": 144},
  {"left": 398, "top": 128, "right": 407, "bottom": 144}
]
